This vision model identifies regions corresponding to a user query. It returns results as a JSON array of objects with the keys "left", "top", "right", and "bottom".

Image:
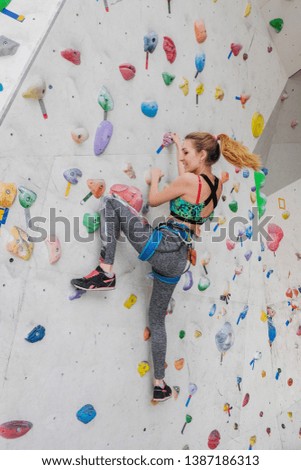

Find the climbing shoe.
[
  {"left": 153, "top": 382, "right": 172, "bottom": 402},
  {"left": 71, "top": 266, "right": 116, "bottom": 291}
]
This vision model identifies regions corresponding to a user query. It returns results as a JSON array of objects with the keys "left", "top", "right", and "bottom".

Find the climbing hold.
[
  {"left": 242, "top": 393, "right": 250, "bottom": 407},
  {"left": 243, "top": 169, "right": 250, "bottom": 178},
  {"left": 244, "top": 250, "right": 252, "bottom": 261},
  {"left": 261, "top": 370, "right": 266, "bottom": 378},
  {"left": 237, "top": 376, "right": 242, "bottom": 391},
  {"left": 215, "top": 86, "right": 224, "bottom": 101},
  {"left": 60, "top": 49, "right": 81, "bottom": 65},
  {"left": 237, "top": 305, "right": 249, "bottom": 325},
  {"left": 179, "top": 77, "right": 189, "bottom": 96},
  {"left": 0, "top": 35, "right": 19, "bottom": 56},
  {"left": 144, "top": 32, "right": 158, "bottom": 69},
  {"left": 194, "top": 19, "right": 207, "bottom": 43},
  {"left": 195, "top": 83, "right": 204, "bottom": 105},
  {"left": 0, "top": 182, "right": 17, "bottom": 207},
  {"left": 0, "top": 420, "right": 32, "bottom": 439},
  {"left": 243, "top": 53, "right": 248, "bottom": 61},
  {"left": 163, "top": 36, "right": 177, "bottom": 63},
  {"left": 141, "top": 101, "right": 158, "bottom": 118},
  {"left": 194, "top": 330, "right": 202, "bottom": 338},
  {"left": 266, "top": 223, "right": 284, "bottom": 253},
  {"left": 183, "top": 270, "right": 193, "bottom": 291},
  {"left": 226, "top": 239, "right": 235, "bottom": 251},
  {"left": 98, "top": 86, "right": 114, "bottom": 116},
  {"left": 275, "top": 368, "right": 282, "bottom": 380},
  {"left": 228, "top": 200, "right": 238, "bottom": 212},
  {"left": 179, "top": 330, "right": 185, "bottom": 339},
  {"left": 194, "top": 52, "right": 206, "bottom": 78},
  {"left": 76, "top": 405, "right": 96, "bottom": 424},
  {"left": 200, "top": 251, "right": 210, "bottom": 274},
  {"left": 209, "top": 304, "right": 216, "bottom": 317},
  {"left": 208, "top": 430, "right": 221, "bottom": 449},
  {"left": 233, "top": 265, "right": 243, "bottom": 281},
  {"left": 228, "top": 43, "right": 242, "bottom": 59},
  {"left": 80, "top": 179, "right": 106, "bottom": 205},
  {"left": 124, "top": 294, "right": 137, "bottom": 309},
  {"left": 266, "top": 428, "right": 271, "bottom": 436},
  {"left": 213, "top": 215, "right": 226, "bottom": 232},
  {"left": 249, "top": 435, "right": 256, "bottom": 450},
  {"left": 156, "top": 132, "right": 174, "bottom": 154},
  {"left": 63, "top": 168, "right": 82, "bottom": 197},
  {"left": 7, "top": 226, "right": 33, "bottom": 260},
  {"left": 123, "top": 163, "right": 136, "bottom": 179},
  {"left": 25, "top": 325, "right": 45, "bottom": 343},
  {"left": 282, "top": 210, "right": 290, "bottom": 220},
  {"left": 181, "top": 415, "right": 192, "bottom": 434},
  {"left": 252, "top": 112, "right": 264, "bottom": 138},
  {"left": 83, "top": 213, "right": 100, "bottom": 233},
  {"left": 287, "top": 378, "right": 293, "bottom": 387},
  {"left": 143, "top": 327, "right": 151, "bottom": 341},
  {"left": 162, "top": 72, "right": 175, "bottom": 86},
  {"left": 185, "top": 384, "right": 198, "bottom": 407},
  {"left": 198, "top": 275, "right": 210, "bottom": 291},
  {"left": 269, "top": 18, "right": 284, "bottom": 33},
  {"left": 137, "top": 361, "right": 150, "bottom": 377},
  {"left": 94, "top": 120, "right": 113, "bottom": 155},
  {"left": 22, "top": 77, "right": 48, "bottom": 119},
  {"left": 109, "top": 184, "right": 143, "bottom": 212},
  {"left": 71, "top": 127, "right": 89, "bottom": 144},
  {"left": 45, "top": 236, "right": 61, "bottom": 264},
  {"left": 18, "top": 186, "right": 37, "bottom": 209},
  {"left": 235, "top": 94, "right": 250, "bottom": 109},
  {"left": 174, "top": 358, "right": 184, "bottom": 370},
  {"left": 254, "top": 171, "right": 267, "bottom": 218},
  {"left": 291, "top": 119, "right": 298, "bottom": 129},
  {"left": 244, "top": 2, "right": 252, "bottom": 17},
  {"left": 215, "top": 322, "right": 234, "bottom": 357},
  {"left": 0, "top": 83, "right": 3, "bottom": 92},
  {"left": 119, "top": 63, "right": 136, "bottom": 80}
]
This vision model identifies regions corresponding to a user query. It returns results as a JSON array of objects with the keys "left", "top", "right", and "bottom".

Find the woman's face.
[{"left": 180, "top": 139, "right": 206, "bottom": 172}]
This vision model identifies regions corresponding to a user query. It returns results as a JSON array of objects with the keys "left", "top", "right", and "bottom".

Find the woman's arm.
[
  {"left": 147, "top": 168, "right": 188, "bottom": 207},
  {"left": 171, "top": 133, "right": 185, "bottom": 176}
]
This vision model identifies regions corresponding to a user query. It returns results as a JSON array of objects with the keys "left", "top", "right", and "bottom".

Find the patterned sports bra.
[{"left": 169, "top": 174, "right": 219, "bottom": 225}]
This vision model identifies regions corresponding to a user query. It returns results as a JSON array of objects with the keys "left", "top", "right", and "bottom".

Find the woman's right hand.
[{"left": 171, "top": 132, "right": 182, "bottom": 148}]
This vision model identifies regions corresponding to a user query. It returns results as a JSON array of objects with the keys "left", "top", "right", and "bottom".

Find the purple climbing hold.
[{"left": 94, "top": 120, "right": 113, "bottom": 156}]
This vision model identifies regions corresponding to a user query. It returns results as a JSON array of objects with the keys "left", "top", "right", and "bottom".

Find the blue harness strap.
[
  {"left": 151, "top": 270, "right": 181, "bottom": 285},
  {"left": 138, "top": 228, "right": 163, "bottom": 261}
]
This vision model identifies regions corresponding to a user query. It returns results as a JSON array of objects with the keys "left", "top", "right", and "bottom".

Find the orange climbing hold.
[{"left": 174, "top": 358, "right": 185, "bottom": 370}]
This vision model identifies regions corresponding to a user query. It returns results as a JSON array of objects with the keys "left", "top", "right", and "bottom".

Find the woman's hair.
[{"left": 185, "top": 132, "right": 261, "bottom": 171}]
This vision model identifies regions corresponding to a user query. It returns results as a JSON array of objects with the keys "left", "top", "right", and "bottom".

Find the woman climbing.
[{"left": 71, "top": 132, "right": 261, "bottom": 402}]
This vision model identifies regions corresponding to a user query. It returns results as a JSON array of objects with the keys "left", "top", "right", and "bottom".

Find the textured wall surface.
[{"left": 1, "top": 0, "right": 299, "bottom": 451}]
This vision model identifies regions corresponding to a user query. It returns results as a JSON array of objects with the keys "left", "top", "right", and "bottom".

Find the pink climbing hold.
[
  {"left": 60, "top": 49, "right": 81, "bottom": 65},
  {"left": 208, "top": 429, "right": 221, "bottom": 449},
  {"left": 242, "top": 393, "right": 250, "bottom": 407},
  {"left": 163, "top": 36, "right": 177, "bottom": 64},
  {"left": 0, "top": 420, "right": 33, "bottom": 439},
  {"left": 266, "top": 223, "right": 284, "bottom": 253},
  {"left": 119, "top": 63, "right": 136, "bottom": 80}
]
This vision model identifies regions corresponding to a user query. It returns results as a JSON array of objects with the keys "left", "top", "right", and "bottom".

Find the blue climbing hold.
[
  {"left": 0, "top": 83, "right": 3, "bottom": 92},
  {"left": 209, "top": 303, "right": 216, "bottom": 317},
  {"left": 76, "top": 404, "right": 97, "bottom": 424},
  {"left": 141, "top": 101, "right": 158, "bottom": 118},
  {"left": 25, "top": 325, "right": 45, "bottom": 343},
  {"left": 243, "top": 169, "right": 250, "bottom": 178}
]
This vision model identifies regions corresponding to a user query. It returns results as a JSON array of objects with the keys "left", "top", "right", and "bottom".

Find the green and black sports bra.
[{"left": 169, "top": 174, "right": 219, "bottom": 225}]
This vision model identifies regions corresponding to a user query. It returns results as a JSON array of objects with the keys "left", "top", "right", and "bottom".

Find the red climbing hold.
[
  {"left": 0, "top": 420, "right": 33, "bottom": 439},
  {"left": 208, "top": 429, "right": 221, "bottom": 449},
  {"left": 163, "top": 36, "right": 177, "bottom": 64},
  {"left": 242, "top": 393, "right": 250, "bottom": 407},
  {"left": 61, "top": 49, "right": 81, "bottom": 65},
  {"left": 119, "top": 63, "right": 136, "bottom": 80}
]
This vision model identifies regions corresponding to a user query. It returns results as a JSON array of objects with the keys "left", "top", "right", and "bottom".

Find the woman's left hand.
[{"left": 150, "top": 167, "right": 164, "bottom": 182}]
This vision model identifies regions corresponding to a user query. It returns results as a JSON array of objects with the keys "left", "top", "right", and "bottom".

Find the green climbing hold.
[
  {"left": 162, "top": 72, "right": 175, "bottom": 86},
  {"left": 179, "top": 330, "right": 186, "bottom": 339},
  {"left": 18, "top": 186, "right": 37, "bottom": 209},
  {"left": 269, "top": 18, "right": 284, "bottom": 33},
  {"left": 0, "top": 0, "right": 11, "bottom": 12},
  {"left": 254, "top": 171, "right": 267, "bottom": 219},
  {"left": 228, "top": 200, "right": 238, "bottom": 213},
  {"left": 198, "top": 275, "right": 210, "bottom": 292},
  {"left": 83, "top": 213, "right": 100, "bottom": 233}
]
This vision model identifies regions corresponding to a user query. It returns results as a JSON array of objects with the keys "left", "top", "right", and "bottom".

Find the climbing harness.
[{"left": 138, "top": 220, "right": 194, "bottom": 284}]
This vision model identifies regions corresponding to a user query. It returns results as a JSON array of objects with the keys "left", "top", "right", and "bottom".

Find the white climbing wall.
[{"left": 0, "top": 0, "right": 299, "bottom": 451}]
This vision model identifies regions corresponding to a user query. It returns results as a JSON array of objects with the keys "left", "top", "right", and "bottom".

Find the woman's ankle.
[
  {"left": 154, "top": 379, "right": 165, "bottom": 388},
  {"left": 99, "top": 262, "right": 113, "bottom": 274}
]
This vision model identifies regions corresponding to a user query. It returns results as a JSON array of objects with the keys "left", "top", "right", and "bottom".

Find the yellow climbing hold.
[
  {"left": 215, "top": 86, "right": 224, "bottom": 101},
  {"left": 282, "top": 210, "right": 290, "bottom": 220},
  {"left": 244, "top": 2, "right": 252, "bottom": 17},
  {"left": 137, "top": 361, "right": 150, "bottom": 377},
  {"left": 252, "top": 112, "right": 264, "bottom": 138},
  {"left": 250, "top": 192, "right": 256, "bottom": 203},
  {"left": 123, "top": 294, "right": 137, "bottom": 309},
  {"left": 261, "top": 370, "right": 266, "bottom": 378},
  {"left": 179, "top": 78, "right": 189, "bottom": 96},
  {"left": 260, "top": 310, "right": 268, "bottom": 322},
  {"left": 196, "top": 83, "right": 205, "bottom": 96},
  {"left": 194, "top": 330, "right": 202, "bottom": 338},
  {"left": 287, "top": 412, "right": 293, "bottom": 420}
]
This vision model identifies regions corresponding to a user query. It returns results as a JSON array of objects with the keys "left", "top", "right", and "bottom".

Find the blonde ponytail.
[{"left": 218, "top": 134, "right": 261, "bottom": 171}]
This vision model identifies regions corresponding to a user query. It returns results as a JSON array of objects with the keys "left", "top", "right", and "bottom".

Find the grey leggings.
[{"left": 100, "top": 196, "right": 188, "bottom": 379}]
